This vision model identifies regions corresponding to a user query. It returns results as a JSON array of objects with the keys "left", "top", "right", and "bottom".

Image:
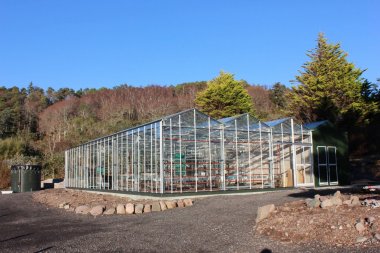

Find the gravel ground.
[{"left": 0, "top": 188, "right": 378, "bottom": 253}]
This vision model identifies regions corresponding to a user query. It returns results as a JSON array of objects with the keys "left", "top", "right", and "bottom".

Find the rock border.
[{"left": 59, "top": 198, "right": 194, "bottom": 217}]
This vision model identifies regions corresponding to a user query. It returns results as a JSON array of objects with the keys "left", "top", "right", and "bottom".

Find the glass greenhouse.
[{"left": 65, "top": 109, "right": 314, "bottom": 194}]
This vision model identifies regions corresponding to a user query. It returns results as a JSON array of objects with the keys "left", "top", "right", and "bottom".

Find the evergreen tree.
[
  {"left": 195, "top": 71, "right": 253, "bottom": 118},
  {"left": 270, "top": 82, "right": 288, "bottom": 109},
  {"left": 288, "top": 33, "right": 365, "bottom": 123}
]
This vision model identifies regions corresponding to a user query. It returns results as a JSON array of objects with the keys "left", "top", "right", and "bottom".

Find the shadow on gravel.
[
  {"left": 0, "top": 233, "right": 33, "bottom": 242},
  {"left": 288, "top": 187, "right": 380, "bottom": 199},
  {"left": 33, "top": 246, "right": 55, "bottom": 253}
]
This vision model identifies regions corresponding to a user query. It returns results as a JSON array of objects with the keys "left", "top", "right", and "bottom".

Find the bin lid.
[{"left": 11, "top": 165, "right": 41, "bottom": 171}]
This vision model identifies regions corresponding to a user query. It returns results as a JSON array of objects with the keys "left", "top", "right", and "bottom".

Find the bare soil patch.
[{"left": 256, "top": 193, "right": 380, "bottom": 249}]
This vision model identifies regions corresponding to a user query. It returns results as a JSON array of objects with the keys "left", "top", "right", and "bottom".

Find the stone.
[
  {"left": 165, "top": 201, "right": 177, "bottom": 209},
  {"left": 116, "top": 204, "right": 126, "bottom": 214},
  {"left": 159, "top": 201, "right": 167, "bottom": 211},
  {"left": 333, "top": 191, "right": 342, "bottom": 199},
  {"left": 256, "top": 204, "right": 276, "bottom": 223},
  {"left": 306, "top": 198, "right": 320, "bottom": 208},
  {"left": 374, "top": 233, "right": 380, "bottom": 241},
  {"left": 330, "top": 196, "right": 343, "bottom": 206},
  {"left": 183, "top": 199, "right": 193, "bottom": 207},
  {"left": 355, "top": 222, "right": 366, "bottom": 233},
  {"left": 144, "top": 204, "right": 151, "bottom": 213},
  {"left": 103, "top": 207, "right": 116, "bottom": 215},
  {"left": 356, "top": 236, "right": 368, "bottom": 243},
  {"left": 90, "top": 205, "right": 105, "bottom": 216},
  {"left": 125, "top": 203, "right": 134, "bottom": 214},
  {"left": 366, "top": 216, "right": 375, "bottom": 224},
  {"left": 58, "top": 203, "right": 67, "bottom": 208},
  {"left": 350, "top": 196, "right": 361, "bottom": 206},
  {"left": 151, "top": 202, "right": 161, "bottom": 212},
  {"left": 314, "top": 194, "right": 321, "bottom": 201},
  {"left": 177, "top": 200, "right": 185, "bottom": 208},
  {"left": 75, "top": 205, "right": 91, "bottom": 214},
  {"left": 64, "top": 204, "right": 70, "bottom": 210},
  {"left": 319, "top": 196, "right": 328, "bottom": 202},
  {"left": 134, "top": 204, "right": 144, "bottom": 214},
  {"left": 321, "top": 199, "right": 334, "bottom": 209},
  {"left": 343, "top": 200, "right": 352, "bottom": 205}
]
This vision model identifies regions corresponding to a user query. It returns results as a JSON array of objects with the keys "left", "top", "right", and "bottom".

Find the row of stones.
[
  {"left": 305, "top": 191, "right": 361, "bottom": 209},
  {"left": 60, "top": 199, "right": 193, "bottom": 216}
]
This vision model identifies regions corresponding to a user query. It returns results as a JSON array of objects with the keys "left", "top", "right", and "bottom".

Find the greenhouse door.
[
  {"left": 294, "top": 145, "right": 314, "bottom": 187},
  {"left": 317, "top": 146, "right": 338, "bottom": 186}
]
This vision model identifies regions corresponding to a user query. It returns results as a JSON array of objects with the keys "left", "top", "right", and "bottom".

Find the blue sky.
[{"left": 1, "top": 0, "right": 379, "bottom": 90}]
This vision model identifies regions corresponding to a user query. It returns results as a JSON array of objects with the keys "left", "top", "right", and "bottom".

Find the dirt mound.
[
  {"left": 256, "top": 193, "right": 380, "bottom": 249},
  {"left": 33, "top": 188, "right": 141, "bottom": 209}
]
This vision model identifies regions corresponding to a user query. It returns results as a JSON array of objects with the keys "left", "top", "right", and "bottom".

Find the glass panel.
[
  {"left": 304, "top": 164, "right": 313, "bottom": 184},
  {"left": 319, "top": 165, "right": 328, "bottom": 184},
  {"left": 318, "top": 147, "right": 327, "bottom": 164},
  {"left": 328, "top": 147, "right": 336, "bottom": 164},
  {"left": 329, "top": 165, "right": 338, "bottom": 183}
]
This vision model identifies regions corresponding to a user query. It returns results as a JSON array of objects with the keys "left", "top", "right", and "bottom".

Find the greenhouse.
[{"left": 65, "top": 108, "right": 314, "bottom": 194}]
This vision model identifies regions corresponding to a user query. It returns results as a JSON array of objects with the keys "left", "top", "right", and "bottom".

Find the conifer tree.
[
  {"left": 289, "top": 33, "right": 364, "bottom": 123},
  {"left": 195, "top": 71, "right": 254, "bottom": 119}
]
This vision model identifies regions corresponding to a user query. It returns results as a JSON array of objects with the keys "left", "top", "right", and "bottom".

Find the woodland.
[{"left": 0, "top": 34, "right": 379, "bottom": 188}]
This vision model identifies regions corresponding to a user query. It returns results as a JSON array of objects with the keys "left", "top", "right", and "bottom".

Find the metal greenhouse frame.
[{"left": 65, "top": 109, "right": 314, "bottom": 194}]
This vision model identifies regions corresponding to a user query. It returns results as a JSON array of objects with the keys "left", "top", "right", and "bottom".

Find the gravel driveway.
[{"left": 0, "top": 189, "right": 375, "bottom": 253}]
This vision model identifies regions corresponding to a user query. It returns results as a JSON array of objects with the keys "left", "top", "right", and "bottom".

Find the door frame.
[
  {"left": 294, "top": 144, "right": 314, "bottom": 187},
  {"left": 317, "top": 146, "right": 338, "bottom": 186}
]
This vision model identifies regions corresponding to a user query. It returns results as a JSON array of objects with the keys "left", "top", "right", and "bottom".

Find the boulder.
[
  {"left": 75, "top": 205, "right": 91, "bottom": 214},
  {"left": 58, "top": 203, "right": 67, "bottom": 208},
  {"left": 256, "top": 204, "right": 275, "bottom": 223},
  {"left": 305, "top": 198, "right": 320, "bottom": 208},
  {"left": 321, "top": 199, "right": 334, "bottom": 209},
  {"left": 165, "top": 201, "right": 177, "bottom": 209},
  {"left": 177, "top": 200, "right": 185, "bottom": 208},
  {"left": 374, "top": 233, "right": 380, "bottom": 241},
  {"left": 355, "top": 222, "right": 366, "bottom": 233},
  {"left": 343, "top": 200, "right": 352, "bottom": 205},
  {"left": 151, "top": 202, "right": 161, "bottom": 212},
  {"left": 104, "top": 207, "right": 116, "bottom": 215},
  {"left": 333, "top": 191, "right": 342, "bottom": 199},
  {"left": 356, "top": 236, "right": 368, "bottom": 243},
  {"left": 350, "top": 196, "right": 361, "bottom": 206},
  {"left": 116, "top": 204, "right": 126, "bottom": 214},
  {"left": 314, "top": 194, "right": 321, "bottom": 201},
  {"left": 125, "top": 203, "right": 134, "bottom": 214},
  {"left": 90, "top": 205, "right": 105, "bottom": 216},
  {"left": 366, "top": 216, "right": 375, "bottom": 224},
  {"left": 159, "top": 201, "right": 167, "bottom": 211},
  {"left": 135, "top": 204, "right": 144, "bottom": 214},
  {"left": 183, "top": 199, "right": 193, "bottom": 207},
  {"left": 330, "top": 196, "right": 343, "bottom": 206},
  {"left": 144, "top": 204, "right": 151, "bottom": 213}
]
